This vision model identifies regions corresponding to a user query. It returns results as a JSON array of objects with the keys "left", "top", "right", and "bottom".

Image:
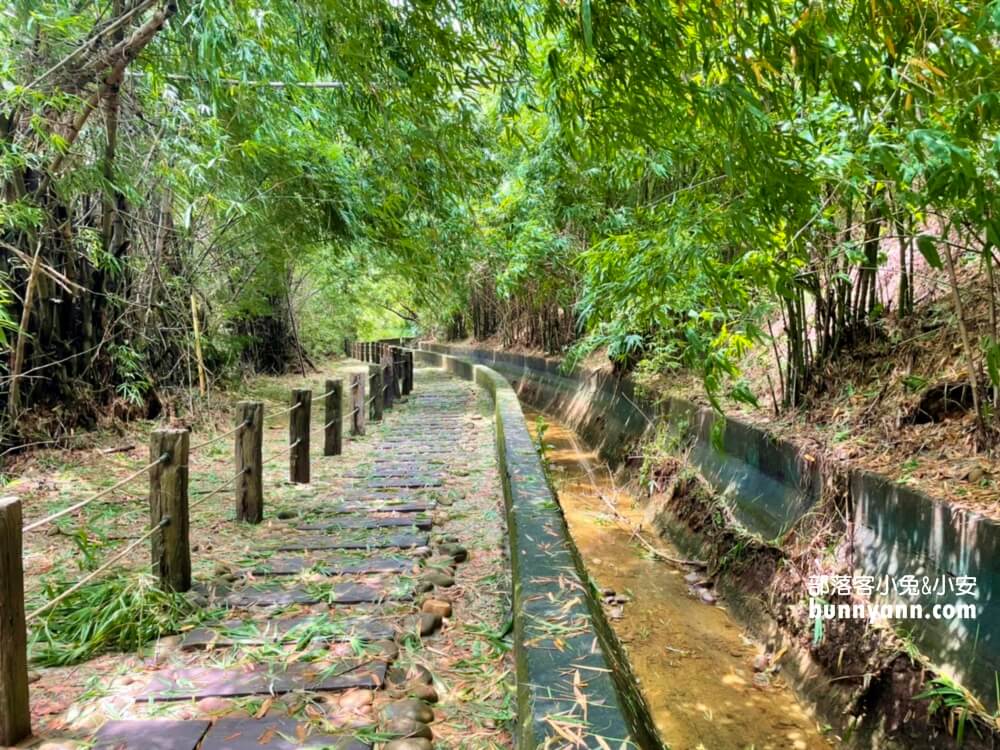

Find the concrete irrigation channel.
[{"left": 416, "top": 342, "right": 1000, "bottom": 750}]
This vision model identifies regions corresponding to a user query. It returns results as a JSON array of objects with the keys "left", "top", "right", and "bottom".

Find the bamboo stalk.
[
  {"left": 7, "top": 243, "right": 42, "bottom": 418},
  {"left": 190, "top": 294, "right": 207, "bottom": 397}
]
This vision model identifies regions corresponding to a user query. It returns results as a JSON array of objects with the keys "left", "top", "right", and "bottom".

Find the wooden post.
[
  {"left": 382, "top": 348, "right": 395, "bottom": 410},
  {"left": 150, "top": 428, "right": 191, "bottom": 592},
  {"left": 404, "top": 351, "right": 414, "bottom": 395},
  {"left": 392, "top": 347, "right": 404, "bottom": 399},
  {"left": 0, "top": 497, "right": 31, "bottom": 746},
  {"left": 368, "top": 365, "right": 384, "bottom": 422},
  {"left": 350, "top": 373, "right": 366, "bottom": 436},
  {"left": 289, "top": 389, "right": 311, "bottom": 484},
  {"left": 324, "top": 379, "right": 343, "bottom": 456},
  {"left": 235, "top": 401, "right": 263, "bottom": 523}
]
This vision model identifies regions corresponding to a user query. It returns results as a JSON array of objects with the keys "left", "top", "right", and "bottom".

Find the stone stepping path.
[
  {"left": 94, "top": 719, "right": 212, "bottom": 750},
  {"left": 139, "top": 661, "right": 387, "bottom": 701},
  {"left": 201, "top": 717, "right": 369, "bottom": 750},
  {"left": 70, "top": 366, "right": 499, "bottom": 750},
  {"left": 294, "top": 514, "right": 432, "bottom": 531},
  {"left": 192, "top": 581, "right": 408, "bottom": 608},
  {"left": 180, "top": 615, "right": 395, "bottom": 650},
  {"left": 317, "top": 501, "right": 436, "bottom": 514},
  {"left": 138, "top": 661, "right": 387, "bottom": 700},
  {"left": 276, "top": 531, "right": 428, "bottom": 551},
  {"left": 249, "top": 554, "right": 413, "bottom": 576},
  {"left": 345, "top": 464, "right": 444, "bottom": 477},
  {"left": 365, "top": 477, "right": 443, "bottom": 488}
]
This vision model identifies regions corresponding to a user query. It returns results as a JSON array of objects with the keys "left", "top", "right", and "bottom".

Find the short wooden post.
[
  {"left": 324, "top": 379, "right": 343, "bottom": 456},
  {"left": 404, "top": 351, "right": 414, "bottom": 394},
  {"left": 235, "top": 401, "right": 263, "bottom": 523},
  {"left": 0, "top": 497, "right": 31, "bottom": 746},
  {"left": 289, "top": 389, "right": 311, "bottom": 484},
  {"left": 382, "top": 349, "right": 395, "bottom": 410},
  {"left": 368, "top": 365, "right": 384, "bottom": 422},
  {"left": 392, "top": 347, "right": 404, "bottom": 399},
  {"left": 150, "top": 428, "right": 191, "bottom": 592},
  {"left": 350, "top": 373, "right": 366, "bottom": 436}
]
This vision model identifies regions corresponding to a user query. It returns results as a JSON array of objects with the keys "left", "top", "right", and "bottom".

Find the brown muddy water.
[{"left": 523, "top": 408, "right": 834, "bottom": 750}]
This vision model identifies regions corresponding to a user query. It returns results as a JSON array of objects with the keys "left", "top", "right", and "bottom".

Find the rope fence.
[
  {"left": 0, "top": 340, "right": 417, "bottom": 745},
  {"left": 189, "top": 419, "right": 251, "bottom": 453},
  {"left": 22, "top": 453, "right": 168, "bottom": 533},
  {"left": 190, "top": 468, "right": 250, "bottom": 511},
  {"left": 25, "top": 518, "right": 170, "bottom": 623},
  {"left": 268, "top": 437, "right": 302, "bottom": 461},
  {"left": 264, "top": 400, "right": 302, "bottom": 421}
]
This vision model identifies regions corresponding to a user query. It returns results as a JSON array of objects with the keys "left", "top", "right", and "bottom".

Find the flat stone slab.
[
  {"left": 180, "top": 615, "right": 395, "bottom": 650},
  {"left": 346, "top": 464, "right": 438, "bottom": 477},
  {"left": 365, "top": 477, "right": 443, "bottom": 488},
  {"left": 296, "top": 515, "right": 432, "bottom": 532},
  {"left": 370, "top": 448, "right": 453, "bottom": 456},
  {"left": 200, "top": 717, "right": 369, "bottom": 750},
  {"left": 328, "top": 501, "right": 436, "bottom": 513},
  {"left": 372, "top": 456, "right": 447, "bottom": 464},
  {"left": 194, "top": 582, "right": 399, "bottom": 607},
  {"left": 139, "top": 661, "right": 387, "bottom": 700},
  {"left": 93, "top": 719, "right": 211, "bottom": 750},
  {"left": 277, "top": 532, "right": 428, "bottom": 552},
  {"left": 251, "top": 555, "right": 412, "bottom": 576}
]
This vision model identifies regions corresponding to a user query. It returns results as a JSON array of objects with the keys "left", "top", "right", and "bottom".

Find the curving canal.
[{"left": 523, "top": 407, "right": 833, "bottom": 750}]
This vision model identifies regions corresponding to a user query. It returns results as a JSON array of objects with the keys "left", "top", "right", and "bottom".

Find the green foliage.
[
  {"left": 4, "top": 0, "right": 1000, "bottom": 427},
  {"left": 29, "top": 573, "right": 202, "bottom": 667}
]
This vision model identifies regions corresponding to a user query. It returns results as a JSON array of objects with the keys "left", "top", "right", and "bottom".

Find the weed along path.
[
  {"left": 525, "top": 409, "right": 832, "bottom": 750},
  {"left": 9, "top": 360, "right": 512, "bottom": 750}
]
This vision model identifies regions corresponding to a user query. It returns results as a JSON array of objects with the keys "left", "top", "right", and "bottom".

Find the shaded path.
[{"left": 32, "top": 367, "right": 511, "bottom": 750}]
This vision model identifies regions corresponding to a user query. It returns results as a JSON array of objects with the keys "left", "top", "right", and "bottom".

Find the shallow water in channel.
[{"left": 523, "top": 408, "right": 833, "bottom": 750}]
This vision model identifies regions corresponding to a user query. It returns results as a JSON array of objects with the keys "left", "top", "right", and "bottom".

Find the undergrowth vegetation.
[{"left": 29, "top": 573, "right": 201, "bottom": 667}]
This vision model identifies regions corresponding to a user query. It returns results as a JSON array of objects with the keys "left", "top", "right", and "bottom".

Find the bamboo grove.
[{"left": 3, "top": 1, "right": 1000, "bottom": 446}]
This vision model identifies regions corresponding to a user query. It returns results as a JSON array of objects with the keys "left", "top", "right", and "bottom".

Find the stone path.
[{"left": 38, "top": 366, "right": 512, "bottom": 750}]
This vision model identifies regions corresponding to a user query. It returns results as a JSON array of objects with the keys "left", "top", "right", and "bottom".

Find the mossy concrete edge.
[{"left": 413, "top": 350, "right": 655, "bottom": 749}]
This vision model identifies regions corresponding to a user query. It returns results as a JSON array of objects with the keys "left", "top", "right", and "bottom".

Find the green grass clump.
[{"left": 29, "top": 573, "right": 200, "bottom": 667}]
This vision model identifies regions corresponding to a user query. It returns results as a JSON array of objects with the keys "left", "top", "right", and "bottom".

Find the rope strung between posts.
[
  {"left": 341, "top": 407, "right": 359, "bottom": 422},
  {"left": 188, "top": 420, "right": 251, "bottom": 453},
  {"left": 366, "top": 395, "right": 377, "bottom": 406},
  {"left": 26, "top": 517, "right": 170, "bottom": 623},
  {"left": 315, "top": 387, "right": 337, "bottom": 400},
  {"left": 23, "top": 453, "right": 169, "bottom": 533},
  {"left": 264, "top": 401, "right": 302, "bottom": 421},
  {"left": 190, "top": 421, "right": 250, "bottom": 453},
  {"left": 269, "top": 437, "right": 302, "bottom": 461},
  {"left": 309, "top": 415, "right": 344, "bottom": 435},
  {"left": 190, "top": 468, "right": 250, "bottom": 510}
]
